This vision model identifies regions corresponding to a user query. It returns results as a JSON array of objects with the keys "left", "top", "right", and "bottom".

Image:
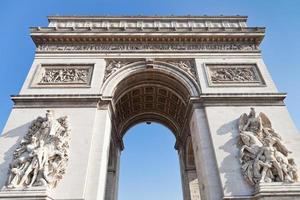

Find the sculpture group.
[
  {"left": 238, "top": 108, "right": 298, "bottom": 186},
  {"left": 5, "top": 110, "right": 70, "bottom": 189}
]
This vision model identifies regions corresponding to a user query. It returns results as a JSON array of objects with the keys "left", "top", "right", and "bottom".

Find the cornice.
[
  {"left": 30, "top": 27, "right": 264, "bottom": 45},
  {"left": 192, "top": 93, "right": 287, "bottom": 106},
  {"left": 11, "top": 94, "right": 101, "bottom": 108}
]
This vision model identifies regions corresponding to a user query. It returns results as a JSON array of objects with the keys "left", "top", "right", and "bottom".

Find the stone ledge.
[
  {"left": 0, "top": 187, "right": 53, "bottom": 200},
  {"left": 10, "top": 93, "right": 287, "bottom": 108},
  {"left": 254, "top": 182, "right": 300, "bottom": 199},
  {"left": 192, "top": 93, "right": 287, "bottom": 106},
  {"left": 11, "top": 94, "right": 101, "bottom": 108}
]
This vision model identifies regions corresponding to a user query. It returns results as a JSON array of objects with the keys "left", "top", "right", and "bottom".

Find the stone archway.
[{"left": 103, "top": 60, "right": 202, "bottom": 200}]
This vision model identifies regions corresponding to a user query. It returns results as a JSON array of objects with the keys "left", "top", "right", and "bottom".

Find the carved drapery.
[
  {"left": 238, "top": 108, "right": 298, "bottom": 186},
  {"left": 6, "top": 110, "right": 70, "bottom": 189}
]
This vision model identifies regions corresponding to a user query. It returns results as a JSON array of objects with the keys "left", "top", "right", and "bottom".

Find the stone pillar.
[
  {"left": 84, "top": 105, "right": 112, "bottom": 200},
  {"left": 189, "top": 107, "right": 223, "bottom": 200},
  {"left": 178, "top": 137, "right": 201, "bottom": 200},
  {"left": 186, "top": 170, "right": 201, "bottom": 200},
  {"left": 105, "top": 141, "right": 121, "bottom": 200},
  {"left": 178, "top": 148, "right": 192, "bottom": 200}
]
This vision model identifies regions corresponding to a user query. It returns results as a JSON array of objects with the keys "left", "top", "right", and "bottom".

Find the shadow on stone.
[
  {"left": 0, "top": 122, "right": 31, "bottom": 189},
  {"left": 217, "top": 118, "right": 253, "bottom": 196}
]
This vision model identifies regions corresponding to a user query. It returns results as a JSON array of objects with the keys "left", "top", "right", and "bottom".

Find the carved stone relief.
[
  {"left": 206, "top": 64, "right": 264, "bottom": 86},
  {"left": 36, "top": 43, "right": 258, "bottom": 53},
  {"left": 238, "top": 108, "right": 298, "bottom": 186},
  {"left": 104, "top": 59, "right": 139, "bottom": 81},
  {"left": 161, "top": 60, "right": 197, "bottom": 80},
  {"left": 104, "top": 59, "right": 197, "bottom": 82},
  {"left": 31, "top": 64, "right": 93, "bottom": 87},
  {"left": 6, "top": 110, "right": 70, "bottom": 189}
]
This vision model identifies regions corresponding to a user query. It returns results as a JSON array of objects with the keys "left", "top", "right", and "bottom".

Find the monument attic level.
[
  {"left": 0, "top": 15, "right": 300, "bottom": 200},
  {"left": 30, "top": 16, "right": 264, "bottom": 52}
]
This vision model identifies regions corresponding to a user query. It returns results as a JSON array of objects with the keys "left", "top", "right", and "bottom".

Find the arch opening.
[{"left": 118, "top": 122, "right": 183, "bottom": 200}]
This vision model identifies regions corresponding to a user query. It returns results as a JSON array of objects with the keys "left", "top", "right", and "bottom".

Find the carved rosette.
[
  {"left": 6, "top": 110, "right": 71, "bottom": 189},
  {"left": 238, "top": 108, "right": 298, "bottom": 186}
]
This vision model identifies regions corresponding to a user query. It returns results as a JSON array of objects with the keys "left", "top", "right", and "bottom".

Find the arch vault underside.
[{"left": 0, "top": 15, "right": 300, "bottom": 200}]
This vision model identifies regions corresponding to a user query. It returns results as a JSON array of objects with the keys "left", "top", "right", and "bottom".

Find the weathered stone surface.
[{"left": 0, "top": 15, "right": 299, "bottom": 200}]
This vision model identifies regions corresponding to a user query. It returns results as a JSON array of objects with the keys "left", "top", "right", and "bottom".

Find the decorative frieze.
[
  {"left": 205, "top": 63, "right": 264, "bottom": 87},
  {"left": 238, "top": 108, "right": 298, "bottom": 186},
  {"left": 6, "top": 110, "right": 71, "bottom": 189},
  {"left": 48, "top": 18, "right": 247, "bottom": 30},
  {"left": 36, "top": 43, "right": 258, "bottom": 53},
  {"left": 31, "top": 64, "right": 93, "bottom": 88}
]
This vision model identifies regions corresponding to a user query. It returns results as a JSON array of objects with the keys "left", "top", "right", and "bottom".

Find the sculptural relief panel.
[
  {"left": 31, "top": 64, "right": 94, "bottom": 88},
  {"left": 5, "top": 110, "right": 70, "bottom": 189},
  {"left": 238, "top": 108, "right": 298, "bottom": 186},
  {"left": 205, "top": 63, "right": 265, "bottom": 87}
]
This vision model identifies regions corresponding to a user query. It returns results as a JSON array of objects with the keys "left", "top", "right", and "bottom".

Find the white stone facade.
[{"left": 0, "top": 16, "right": 299, "bottom": 200}]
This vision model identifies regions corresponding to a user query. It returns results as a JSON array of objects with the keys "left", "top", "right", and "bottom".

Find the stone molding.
[
  {"left": 10, "top": 93, "right": 286, "bottom": 108},
  {"left": 191, "top": 93, "right": 286, "bottom": 106},
  {"left": 11, "top": 94, "right": 101, "bottom": 108},
  {"left": 254, "top": 182, "right": 300, "bottom": 199}
]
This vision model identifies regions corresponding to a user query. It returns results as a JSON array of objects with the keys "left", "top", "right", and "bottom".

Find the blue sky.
[{"left": 0, "top": 1, "right": 300, "bottom": 199}]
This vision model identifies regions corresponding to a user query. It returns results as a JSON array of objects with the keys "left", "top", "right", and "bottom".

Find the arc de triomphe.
[{"left": 0, "top": 16, "right": 300, "bottom": 200}]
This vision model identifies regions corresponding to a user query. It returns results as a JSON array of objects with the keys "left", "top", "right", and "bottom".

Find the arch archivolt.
[
  {"left": 101, "top": 59, "right": 201, "bottom": 98},
  {"left": 104, "top": 58, "right": 203, "bottom": 200}
]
